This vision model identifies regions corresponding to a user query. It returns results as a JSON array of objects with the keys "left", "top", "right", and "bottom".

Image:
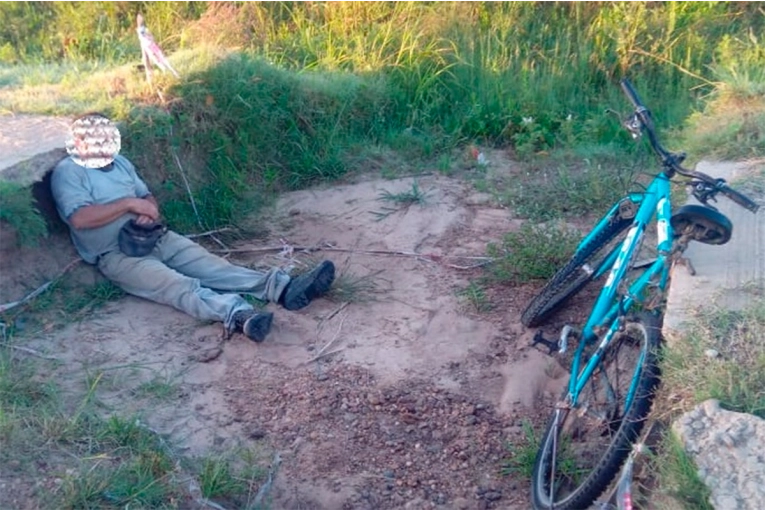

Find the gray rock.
[{"left": 673, "top": 399, "right": 765, "bottom": 509}]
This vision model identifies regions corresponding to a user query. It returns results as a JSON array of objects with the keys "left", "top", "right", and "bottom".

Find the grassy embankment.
[{"left": 1, "top": 2, "right": 764, "bottom": 508}]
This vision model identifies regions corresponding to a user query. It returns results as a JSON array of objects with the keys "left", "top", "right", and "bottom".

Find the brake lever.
[
  {"left": 689, "top": 179, "right": 721, "bottom": 208},
  {"left": 623, "top": 113, "right": 642, "bottom": 139}
]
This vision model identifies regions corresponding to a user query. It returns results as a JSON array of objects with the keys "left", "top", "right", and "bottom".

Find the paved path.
[{"left": 664, "top": 160, "right": 764, "bottom": 340}]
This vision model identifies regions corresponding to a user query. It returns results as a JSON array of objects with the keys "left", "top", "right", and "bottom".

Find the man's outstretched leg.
[
  {"left": 98, "top": 250, "right": 274, "bottom": 342},
  {"left": 156, "top": 232, "right": 336, "bottom": 310}
]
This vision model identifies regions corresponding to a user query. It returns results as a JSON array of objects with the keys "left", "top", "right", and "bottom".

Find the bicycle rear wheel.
[
  {"left": 530, "top": 313, "right": 662, "bottom": 510},
  {"left": 522, "top": 214, "right": 632, "bottom": 327}
]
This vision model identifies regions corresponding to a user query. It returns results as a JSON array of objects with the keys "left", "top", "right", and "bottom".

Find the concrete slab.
[
  {"left": 663, "top": 160, "right": 765, "bottom": 341},
  {"left": 0, "top": 113, "right": 71, "bottom": 185}
]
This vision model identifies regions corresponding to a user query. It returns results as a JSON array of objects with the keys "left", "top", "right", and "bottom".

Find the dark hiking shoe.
[
  {"left": 229, "top": 310, "right": 273, "bottom": 342},
  {"left": 280, "top": 260, "right": 335, "bottom": 311}
]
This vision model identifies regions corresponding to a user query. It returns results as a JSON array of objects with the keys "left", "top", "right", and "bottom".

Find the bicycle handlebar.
[
  {"left": 620, "top": 79, "right": 643, "bottom": 112},
  {"left": 619, "top": 78, "right": 760, "bottom": 213},
  {"left": 719, "top": 182, "right": 760, "bottom": 212}
]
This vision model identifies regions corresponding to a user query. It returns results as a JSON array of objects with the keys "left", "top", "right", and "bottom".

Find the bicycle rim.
[{"left": 530, "top": 313, "right": 661, "bottom": 510}]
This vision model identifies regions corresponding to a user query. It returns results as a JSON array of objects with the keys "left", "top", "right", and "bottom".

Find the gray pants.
[{"left": 98, "top": 231, "right": 289, "bottom": 329}]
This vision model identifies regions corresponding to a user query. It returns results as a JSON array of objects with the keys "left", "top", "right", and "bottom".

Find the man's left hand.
[{"left": 135, "top": 214, "right": 155, "bottom": 225}]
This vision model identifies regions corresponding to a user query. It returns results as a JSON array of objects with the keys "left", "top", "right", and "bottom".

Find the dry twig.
[
  {"left": 308, "top": 313, "right": 347, "bottom": 363},
  {"left": 0, "top": 258, "right": 82, "bottom": 314},
  {"left": 253, "top": 452, "right": 282, "bottom": 508},
  {"left": 307, "top": 347, "right": 345, "bottom": 363},
  {"left": 186, "top": 228, "right": 233, "bottom": 239},
  {"left": 317, "top": 301, "right": 350, "bottom": 333},
  {"left": 212, "top": 242, "right": 494, "bottom": 269},
  {"left": 2, "top": 344, "right": 60, "bottom": 361}
]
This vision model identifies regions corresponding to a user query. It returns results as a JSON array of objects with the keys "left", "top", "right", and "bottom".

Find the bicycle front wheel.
[{"left": 530, "top": 313, "right": 662, "bottom": 510}]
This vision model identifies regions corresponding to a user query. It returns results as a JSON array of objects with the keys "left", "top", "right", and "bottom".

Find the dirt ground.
[{"left": 4, "top": 161, "right": 578, "bottom": 509}]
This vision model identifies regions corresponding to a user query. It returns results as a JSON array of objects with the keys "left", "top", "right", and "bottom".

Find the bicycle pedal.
[{"left": 531, "top": 330, "right": 559, "bottom": 355}]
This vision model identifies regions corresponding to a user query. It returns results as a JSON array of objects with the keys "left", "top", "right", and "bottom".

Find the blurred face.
[{"left": 66, "top": 114, "right": 121, "bottom": 169}]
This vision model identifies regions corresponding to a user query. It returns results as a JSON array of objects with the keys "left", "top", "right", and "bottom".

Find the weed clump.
[
  {"left": 487, "top": 223, "right": 581, "bottom": 284},
  {"left": 0, "top": 182, "right": 48, "bottom": 247}
]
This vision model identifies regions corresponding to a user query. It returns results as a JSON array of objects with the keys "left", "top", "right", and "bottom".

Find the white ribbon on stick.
[{"left": 136, "top": 13, "right": 179, "bottom": 83}]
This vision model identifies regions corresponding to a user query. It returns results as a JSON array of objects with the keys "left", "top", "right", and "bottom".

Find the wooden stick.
[
  {"left": 3, "top": 344, "right": 60, "bottom": 361},
  {"left": 316, "top": 301, "right": 350, "bottom": 341},
  {"left": 0, "top": 258, "right": 82, "bottom": 314},
  {"left": 186, "top": 228, "right": 233, "bottom": 239},
  {"left": 322, "top": 301, "right": 350, "bottom": 324},
  {"left": 212, "top": 243, "right": 495, "bottom": 264},
  {"left": 253, "top": 452, "right": 282, "bottom": 508}
]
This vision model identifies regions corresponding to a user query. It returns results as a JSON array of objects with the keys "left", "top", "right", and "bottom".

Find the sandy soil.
[{"left": 4, "top": 159, "right": 574, "bottom": 508}]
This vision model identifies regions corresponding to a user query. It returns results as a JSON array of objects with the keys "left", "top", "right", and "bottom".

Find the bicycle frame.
[{"left": 566, "top": 172, "right": 674, "bottom": 405}]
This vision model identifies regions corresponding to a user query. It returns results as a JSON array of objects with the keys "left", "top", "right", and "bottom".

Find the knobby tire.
[{"left": 530, "top": 313, "right": 662, "bottom": 510}]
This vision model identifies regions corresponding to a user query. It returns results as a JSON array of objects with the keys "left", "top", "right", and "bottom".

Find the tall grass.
[{"left": 2, "top": 2, "right": 763, "bottom": 230}]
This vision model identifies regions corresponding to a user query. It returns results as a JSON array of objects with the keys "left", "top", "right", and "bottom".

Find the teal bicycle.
[{"left": 524, "top": 79, "right": 760, "bottom": 510}]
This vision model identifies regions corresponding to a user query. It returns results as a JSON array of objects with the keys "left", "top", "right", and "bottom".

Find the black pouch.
[{"left": 118, "top": 219, "right": 166, "bottom": 257}]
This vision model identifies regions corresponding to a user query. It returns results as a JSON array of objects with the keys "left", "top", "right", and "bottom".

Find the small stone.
[
  {"left": 291, "top": 436, "right": 305, "bottom": 451},
  {"left": 484, "top": 490, "right": 502, "bottom": 501},
  {"left": 705, "top": 348, "right": 720, "bottom": 359},
  {"left": 453, "top": 497, "right": 471, "bottom": 509}
]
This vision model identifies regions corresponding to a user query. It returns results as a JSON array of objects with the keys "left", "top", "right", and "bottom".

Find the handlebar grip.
[
  {"left": 721, "top": 185, "right": 760, "bottom": 213},
  {"left": 620, "top": 79, "right": 644, "bottom": 109}
]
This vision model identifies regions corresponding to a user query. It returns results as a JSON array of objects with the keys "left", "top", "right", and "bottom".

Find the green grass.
[
  {"left": 500, "top": 145, "right": 647, "bottom": 221},
  {"left": 132, "top": 371, "right": 182, "bottom": 402},
  {"left": 197, "top": 449, "right": 266, "bottom": 501},
  {"left": 371, "top": 180, "right": 432, "bottom": 221},
  {"left": 457, "top": 280, "right": 493, "bottom": 313},
  {"left": 502, "top": 420, "right": 540, "bottom": 479},
  {"left": 649, "top": 433, "right": 714, "bottom": 510},
  {"left": 0, "top": 337, "right": 269, "bottom": 509},
  {"left": 0, "top": 181, "right": 48, "bottom": 247},
  {"left": 659, "top": 298, "right": 765, "bottom": 418},
  {"left": 502, "top": 420, "right": 581, "bottom": 483},
  {"left": 327, "top": 268, "right": 384, "bottom": 304},
  {"left": 647, "top": 296, "right": 765, "bottom": 507},
  {"left": 486, "top": 222, "right": 582, "bottom": 284},
  {"left": 2, "top": 3, "right": 763, "bottom": 231},
  {"left": 378, "top": 180, "right": 430, "bottom": 207},
  {"left": 2, "top": 276, "right": 126, "bottom": 338}
]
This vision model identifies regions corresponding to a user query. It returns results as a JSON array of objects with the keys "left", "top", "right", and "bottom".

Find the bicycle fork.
[{"left": 548, "top": 407, "right": 564, "bottom": 510}]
